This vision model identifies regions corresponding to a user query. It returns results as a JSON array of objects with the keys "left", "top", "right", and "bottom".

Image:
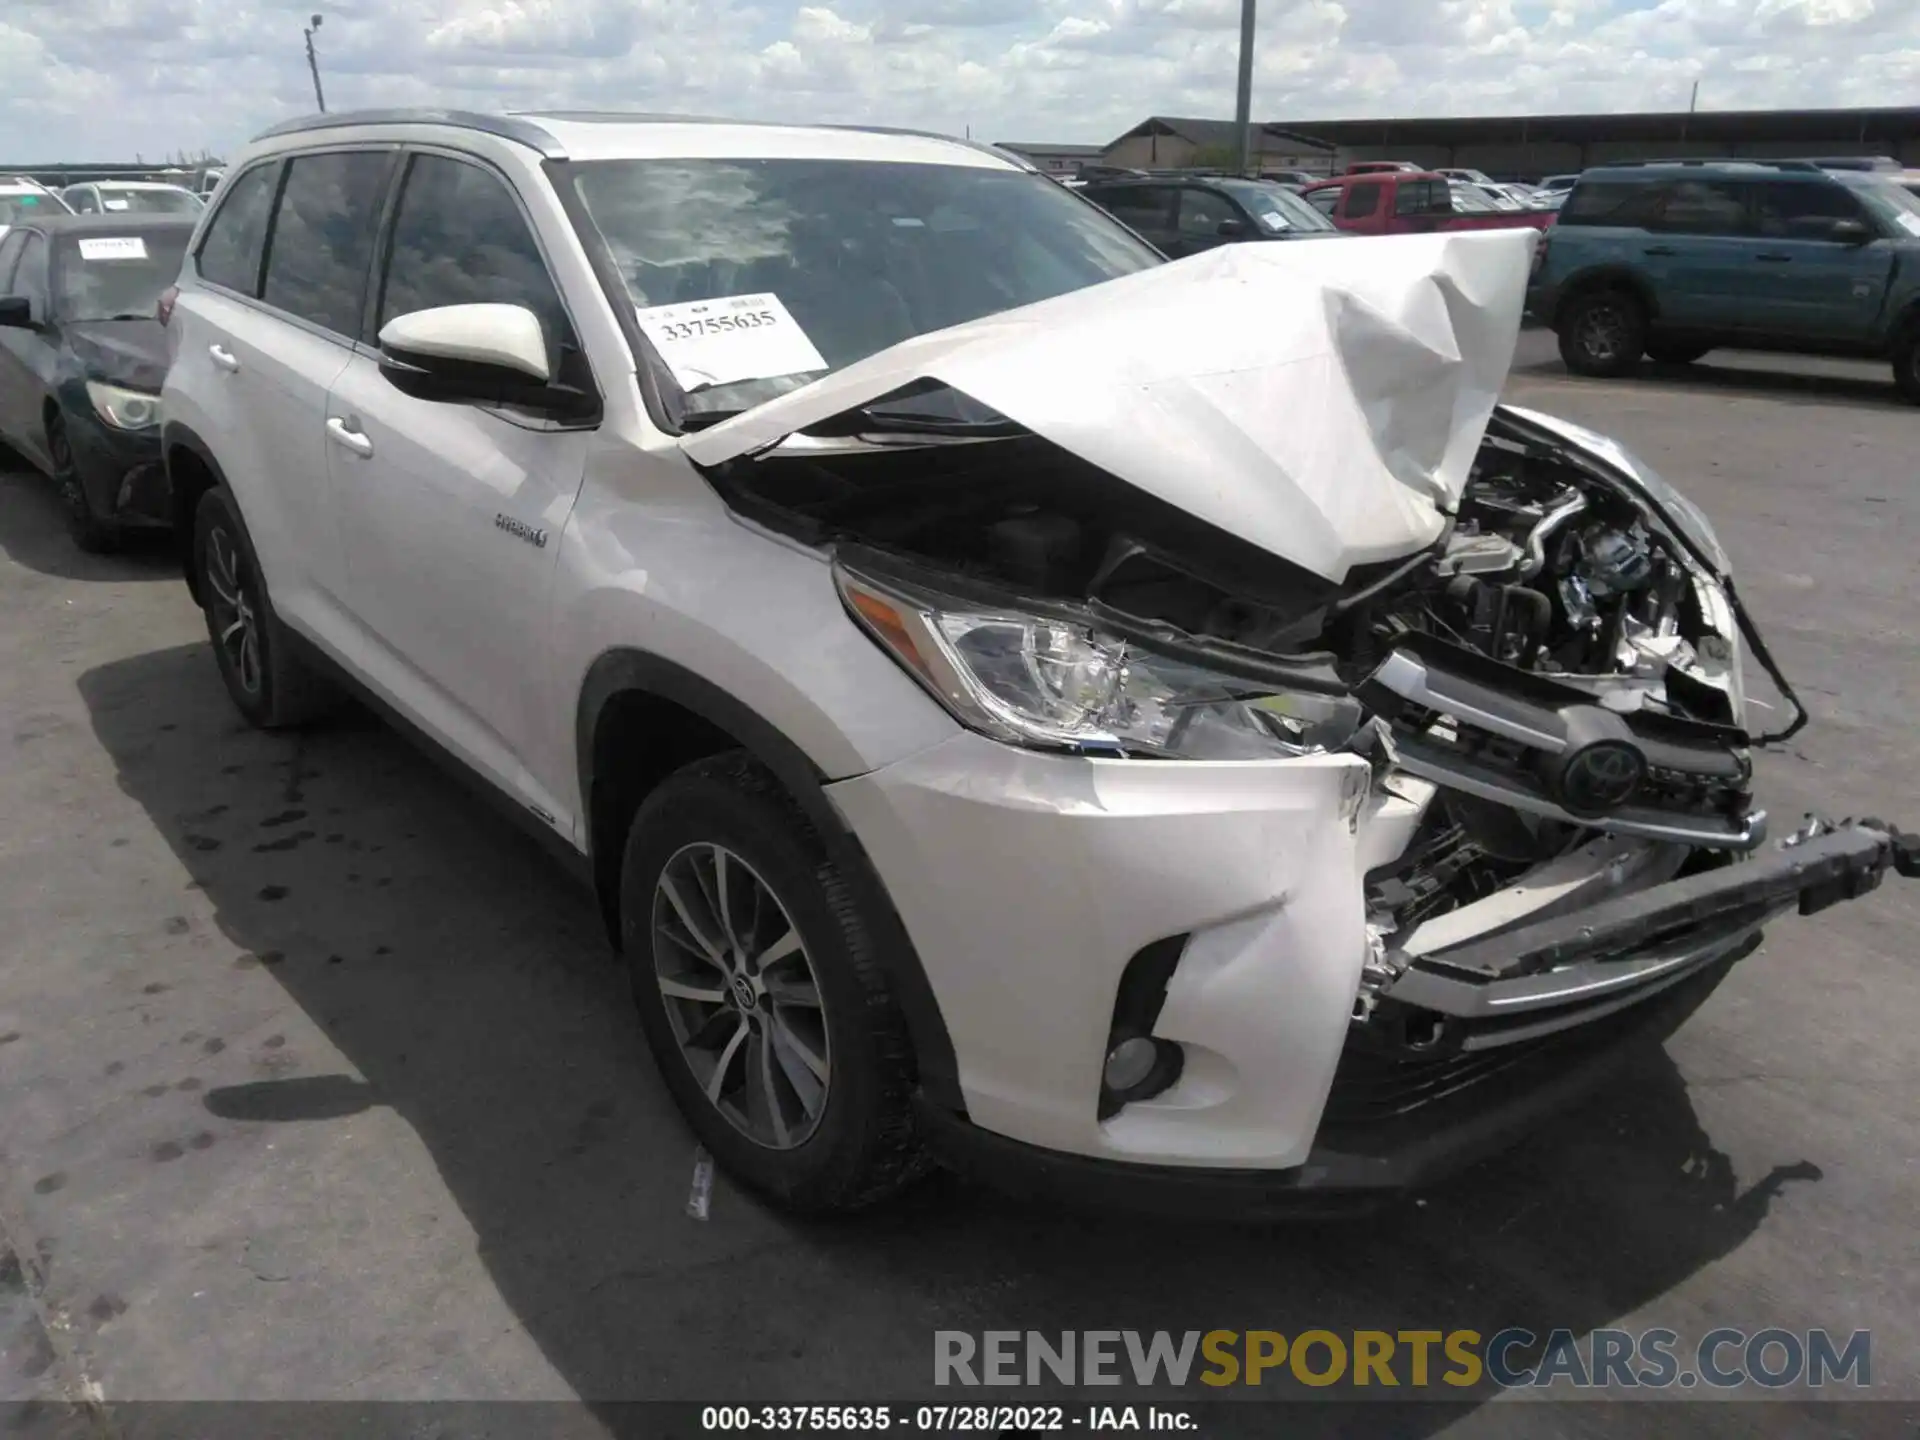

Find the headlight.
[
  {"left": 85, "top": 381, "right": 161, "bottom": 430},
  {"left": 837, "top": 564, "right": 1361, "bottom": 760}
]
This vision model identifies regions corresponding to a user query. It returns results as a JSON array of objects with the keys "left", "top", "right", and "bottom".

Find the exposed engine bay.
[{"left": 701, "top": 392, "right": 1875, "bottom": 1053}]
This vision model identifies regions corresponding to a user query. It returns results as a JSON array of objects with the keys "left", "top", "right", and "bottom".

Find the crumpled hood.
[
  {"left": 681, "top": 229, "right": 1534, "bottom": 582},
  {"left": 65, "top": 319, "right": 169, "bottom": 392}
]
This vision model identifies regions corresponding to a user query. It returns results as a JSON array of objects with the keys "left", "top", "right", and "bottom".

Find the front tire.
[
  {"left": 1893, "top": 326, "right": 1920, "bottom": 405},
  {"left": 621, "top": 752, "right": 926, "bottom": 1213},
  {"left": 192, "top": 487, "right": 336, "bottom": 728},
  {"left": 47, "top": 413, "right": 116, "bottom": 554},
  {"left": 1558, "top": 289, "right": 1649, "bottom": 378}
]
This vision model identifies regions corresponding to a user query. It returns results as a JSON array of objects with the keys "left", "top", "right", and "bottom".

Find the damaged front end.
[{"left": 681, "top": 234, "right": 1917, "bottom": 1156}]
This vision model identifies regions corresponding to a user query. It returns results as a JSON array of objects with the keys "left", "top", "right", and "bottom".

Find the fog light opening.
[{"left": 1099, "top": 1035, "right": 1184, "bottom": 1117}]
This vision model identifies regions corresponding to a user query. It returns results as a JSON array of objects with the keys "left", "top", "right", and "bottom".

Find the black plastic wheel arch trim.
[{"left": 574, "top": 647, "right": 965, "bottom": 1113}]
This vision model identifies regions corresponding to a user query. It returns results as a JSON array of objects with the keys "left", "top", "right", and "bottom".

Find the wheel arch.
[
  {"left": 161, "top": 420, "right": 228, "bottom": 605},
  {"left": 576, "top": 648, "right": 964, "bottom": 1112},
  {"left": 1553, "top": 265, "right": 1661, "bottom": 329}
]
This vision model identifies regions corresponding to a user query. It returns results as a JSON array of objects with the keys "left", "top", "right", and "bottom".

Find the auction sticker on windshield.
[
  {"left": 633, "top": 293, "right": 827, "bottom": 391},
  {"left": 77, "top": 236, "right": 148, "bottom": 261}
]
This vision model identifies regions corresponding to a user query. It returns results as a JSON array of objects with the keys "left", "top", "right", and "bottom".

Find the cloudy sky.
[{"left": 1, "top": 0, "right": 1916, "bottom": 162}]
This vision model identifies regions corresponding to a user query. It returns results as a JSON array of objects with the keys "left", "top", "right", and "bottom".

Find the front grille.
[{"left": 1321, "top": 1037, "right": 1546, "bottom": 1127}]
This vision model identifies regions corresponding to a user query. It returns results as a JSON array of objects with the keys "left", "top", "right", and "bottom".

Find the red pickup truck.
[{"left": 1300, "top": 173, "right": 1554, "bottom": 236}]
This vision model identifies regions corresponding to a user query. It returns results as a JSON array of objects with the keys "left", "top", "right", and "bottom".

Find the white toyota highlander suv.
[{"left": 160, "top": 109, "right": 1917, "bottom": 1217}]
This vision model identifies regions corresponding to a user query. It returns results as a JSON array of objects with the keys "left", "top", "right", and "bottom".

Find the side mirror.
[
  {"left": 377, "top": 303, "right": 588, "bottom": 419},
  {"left": 0, "top": 296, "right": 33, "bottom": 329},
  {"left": 1215, "top": 217, "right": 1248, "bottom": 238},
  {"left": 1830, "top": 218, "right": 1872, "bottom": 244}
]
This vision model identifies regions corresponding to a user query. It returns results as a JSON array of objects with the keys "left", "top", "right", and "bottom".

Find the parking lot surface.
[{"left": 2, "top": 333, "right": 1918, "bottom": 1434}]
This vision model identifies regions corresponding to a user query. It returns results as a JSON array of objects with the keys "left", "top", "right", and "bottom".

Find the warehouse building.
[{"left": 1098, "top": 105, "right": 1920, "bottom": 179}]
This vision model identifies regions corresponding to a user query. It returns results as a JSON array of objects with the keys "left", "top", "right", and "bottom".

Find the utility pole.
[
  {"left": 1234, "top": 0, "right": 1257, "bottom": 176},
  {"left": 1689, "top": 79, "right": 1700, "bottom": 113},
  {"left": 304, "top": 14, "right": 327, "bottom": 113}
]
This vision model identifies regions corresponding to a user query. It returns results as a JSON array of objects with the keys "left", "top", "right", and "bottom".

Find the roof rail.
[
  {"left": 253, "top": 108, "right": 567, "bottom": 158},
  {"left": 1600, "top": 157, "right": 1824, "bottom": 172}
]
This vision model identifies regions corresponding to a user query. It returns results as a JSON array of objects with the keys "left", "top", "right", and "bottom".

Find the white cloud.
[{"left": 0, "top": 0, "right": 1915, "bottom": 161}]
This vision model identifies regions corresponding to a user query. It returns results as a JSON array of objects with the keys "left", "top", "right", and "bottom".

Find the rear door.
[
  {"left": 1741, "top": 178, "right": 1894, "bottom": 343},
  {"left": 1640, "top": 178, "right": 1761, "bottom": 332},
  {"left": 323, "top": 149, "right": 596, "bottom": 822},
  {"left": 172, "top": 148, "right": 396, "bottom": 638}
]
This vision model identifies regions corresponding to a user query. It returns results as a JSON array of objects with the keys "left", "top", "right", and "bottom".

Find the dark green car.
[{"left": 1526, "top": 160, "right": 1920, "bottom": 402}]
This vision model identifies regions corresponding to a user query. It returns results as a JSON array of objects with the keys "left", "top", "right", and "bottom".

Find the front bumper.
[
  {"left": 829, "top": 727, "right": 1917, "bottom": 1188},
  {"left": 59, "top": 400, "right": 168, "bottom": 526}
]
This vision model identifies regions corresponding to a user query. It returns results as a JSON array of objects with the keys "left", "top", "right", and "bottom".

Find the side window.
[
  {"left": 1303, "top": 188, "right": 1340, "bottom": 217},
  {"left": 1750, "top": 181, "right": 1865, "bottom": 239},
  {"left": 1557, "top": 180, "right": 1657, "bottom": 228},
  {"left": 68, "top": 188, "right": 97, "bottom": 214},
  {"left": 1394, "top": 180, "right": 1446, "bottom": 216},
  {"left": 261, "top": 150, "right": 395, "bottom": 337},
  {"left": 377, "top": 153, "right": 575, "bottom": 371},
  {"left": 1652, "top": 180, "right": 1748, "bottom": 237},
  {"left": 1091, "top": 186, "right": 1175, "bottom": 233},
  {"left": 197, "top": 163, "right": 281, "bottom": 296},
  {"left": 1177, "top": 188, "right": 1240, "bottom": 237},
  {"left": 13, "top": 234, "right": 49, "bottom": 320},
  {"left": 1346, "top": 182, "right": 1383, "bottom": 218}
]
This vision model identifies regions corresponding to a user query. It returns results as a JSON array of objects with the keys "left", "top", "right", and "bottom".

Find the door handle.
[
  {"left": 1755, "top": 253, "right": 1792, "bottom": 263},
  {"left": 1642, "top": 245, "right": 1678, "bottom": 257},
  {"left": 208, "top": 344, "right": 240, "bottom": 372},
  {"left": 326, "top": 416, "right": 374, "bottom": 458}
]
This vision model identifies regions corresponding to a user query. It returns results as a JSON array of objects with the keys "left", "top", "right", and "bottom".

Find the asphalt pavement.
[{"left": 2, "top": 332, "right": 1917, "bottom": 1436}]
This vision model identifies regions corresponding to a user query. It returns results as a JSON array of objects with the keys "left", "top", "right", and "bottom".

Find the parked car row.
[{"left": 0, "top": 176, "right": 75, "bottom": 235}]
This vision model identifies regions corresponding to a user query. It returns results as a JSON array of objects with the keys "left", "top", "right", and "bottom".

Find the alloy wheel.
[
  {"left": 1577, "top": 303, "right": 1628, "bottom": 364},
  {"left": 650, "top": 841, "right": 830, "bottom": 1150},
  {"left": 204, "top": 525, "right": 262, "bottom": 697}
]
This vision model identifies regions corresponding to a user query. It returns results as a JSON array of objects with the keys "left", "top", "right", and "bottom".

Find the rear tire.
[
  {"left": 191, "top": 487, "right": 338, "bottom": 728},
  {"left": 621, "top": 752, "right": 926, "bottom": 1214},
  {"left": 1645, "top": 340, "right": 1711, "bottom": 366},
  {"left": 1893, "top": 327, "right": 1920, "bottom": 405},
  {"left": 1558, "top": 289, "right": 1648, "bottom": 378},
  {"left": 47, "top": 413, "right": 116, "bottom": 554}
]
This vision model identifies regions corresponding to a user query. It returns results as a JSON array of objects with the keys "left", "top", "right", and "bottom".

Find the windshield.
[
  {"left": 1839, "top": 174, "right": 1920, "bottom": 236},
  {"left": 98, "top": 187, "right": 203, "bottom": 215},
  {"left": 53, "top": 230, "right": 192, "bottom": 321},
  {"left": 571, "top": 158, "right": 1161, "bottom": 421},
  {"left": 1217, "top": 179, "right": 1336, "bottom": 234}
]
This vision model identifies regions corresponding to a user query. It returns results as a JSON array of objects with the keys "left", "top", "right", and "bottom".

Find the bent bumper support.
[{"left": 1375, "top": 819, "right": 1920, "bottom": 1048}]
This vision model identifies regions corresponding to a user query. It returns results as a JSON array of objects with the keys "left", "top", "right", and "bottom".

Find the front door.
[
  {"left": 326, "top": 149, "right": 593, "bottom": 827},
  {"left": 1639, "top": 178, "right": 1763, "bottom": 333},
  {"left": 1741, "top": 179, "right": 1896, "bottom": 343}
]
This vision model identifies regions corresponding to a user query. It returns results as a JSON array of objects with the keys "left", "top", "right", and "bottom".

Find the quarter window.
[
  {"left": 261, "top": 150, "right": 395, "bottom": 337},
  {"left": 376, "top": 154, "right": 573, "bottom": 371},
  {"left": 197, "top": 163, "right": 281, "bottom": 296}
]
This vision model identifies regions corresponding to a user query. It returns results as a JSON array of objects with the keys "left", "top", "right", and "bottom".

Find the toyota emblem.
[{"left": 1558, "top": 740, "right": 1646, "bottom": 814}]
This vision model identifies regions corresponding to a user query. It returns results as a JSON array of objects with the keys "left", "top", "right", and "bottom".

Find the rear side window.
[
  {"left": 197, "top": 163, "right": 280, "bottom": 294},
  {"left": 1346, "top": 182, "right": 1382, "bottom": 218},
  {"left": 375, "top": 153, "right": 574, "bottom": 372},
  {"left": 1089, "top": 186, "right": 1175, "bottom": 231},
  {"left": 262, "top": 150, "right": 396, "bottom": 338},
  {"left": 1558, "top": 180, "right": 1661, "bottom": 227}
]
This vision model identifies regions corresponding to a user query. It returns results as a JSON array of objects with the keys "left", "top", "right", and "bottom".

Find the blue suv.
[{"left": 1528, "top": 160, "right": 1920, "bottom": 402}]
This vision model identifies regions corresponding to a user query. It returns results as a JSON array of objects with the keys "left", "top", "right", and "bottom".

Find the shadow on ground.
[
  {"left": 0, "top": 466, "right": 177, "bottom": 583},
  {"left": 1509, "top": 352, "right": 1906, "bottom": 411},
  {"left": 75, "top": 639, "right": 1825, "bottom": 1433}
]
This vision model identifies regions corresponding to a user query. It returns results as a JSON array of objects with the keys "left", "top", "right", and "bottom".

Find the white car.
[
  {"left": 61, "top": 181, "right": 205, "bottom": 217},
  {"left": 159, "top": 110, "right": 1917, "bottom": 1216},
  {"left": 0, "top": 176, "right": 73, "bottom": 236}
]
